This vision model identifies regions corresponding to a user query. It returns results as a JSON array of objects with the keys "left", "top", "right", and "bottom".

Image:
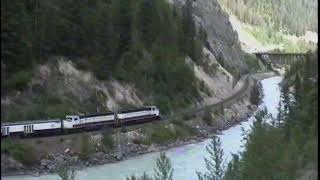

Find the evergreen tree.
[
  {"left": 181, "top": 0, "right": 196, "bottom": 56},
  {"left": 224, "top": 154, "right": 242, "bottom": 180},
  {"left": 154, "top": 152, "right": 173, "bottom": 180},
  {"left": 197, "top": 136, "right": 225, "bottom": 180},
  {"left": 1, "top": 0, "right": 33, "bottom": 73}
]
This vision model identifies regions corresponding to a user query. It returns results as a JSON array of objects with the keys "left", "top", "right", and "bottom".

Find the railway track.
[
  {"left": 3, "top": 74, "right": 254, "bottom": 139},
  {"left": 160, "top": 74, "right": 252, "bottom": 121}
]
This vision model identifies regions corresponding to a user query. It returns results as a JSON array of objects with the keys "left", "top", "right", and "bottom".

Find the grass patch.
[
  {"left": 1, "top": 138, "right": 38, "bottom": 165},
  {"left": 146, "top": 122, "right": 196, "bottom": 144},
  {"left": 102, "top": 129, "right": 114, "bottom": 149},
  {"left": 245, "top": 26, "right": 317, "bottom": 53},
  {"left": 2, "top": 95, "right": 75, "bottom": 122},
  {"left": 79, "top": 133, "right": 93, "bottom": 161}
]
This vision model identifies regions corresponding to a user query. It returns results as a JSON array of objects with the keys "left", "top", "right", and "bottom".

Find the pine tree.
[
  {"left": 154, "top": 152, "right": 174, "bottom": 180},
  {"left": 197, "top": 136, "right": 225, "bottom": 180},
  {"left": 181, "top": 0, "right": 196, "bottom": 56},
  {"left": 224, "top": 154, "right": 242, "bottom": 180}
]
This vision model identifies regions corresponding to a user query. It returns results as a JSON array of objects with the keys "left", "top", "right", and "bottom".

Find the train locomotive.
[{"left": 1, "top": 106, "right": 160, "bottom": 137}]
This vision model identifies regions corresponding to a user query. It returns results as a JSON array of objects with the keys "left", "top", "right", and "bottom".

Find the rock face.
[{"left": 169, "top": 0, "right": 249, "bottom": 77}]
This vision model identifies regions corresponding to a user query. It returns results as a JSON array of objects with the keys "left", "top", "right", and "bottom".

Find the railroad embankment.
[{"left": 1, "top": 72, "right": 275, "bottom": 177}]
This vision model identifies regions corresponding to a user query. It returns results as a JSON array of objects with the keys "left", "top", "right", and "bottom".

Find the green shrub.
[
  {"left": 1, "top": 139, "right": 38, "bottom": 165},
  {"left": 79, "top": 133, "right": 92, "bottom": 161},
  {"left": 4, "top": 70, "right": 33, "bottom": 91},
  {"left": 150, "top": 124, "right": 176, "bottom": 144},
  {"left": 148, "top": 123, "right": 195, "bottom": 144},
  {"left": 102, "top": 130, "right": 114, "bottom": 149},
  {"left": 244, "top": 53, "right": 262, "bottom": 72}
]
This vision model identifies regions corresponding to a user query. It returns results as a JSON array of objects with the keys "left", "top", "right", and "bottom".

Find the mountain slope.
[{"left": 1, "top": 0, "right": 253, "bottom": 122}]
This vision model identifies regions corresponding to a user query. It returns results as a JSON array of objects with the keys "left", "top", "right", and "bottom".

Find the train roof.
[
  {"left": 1, "top": 119, "right": 61, "bottom": 126},
  {"left": 79, "top": 112, "right": 114, "bottom": 118},
  {"left": 118, "top": 107, "right": 152, "bottom": 114}
]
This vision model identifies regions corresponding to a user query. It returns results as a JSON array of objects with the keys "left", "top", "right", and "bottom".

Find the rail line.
[
  {"left": 161, "top": 74, "right": 252, "bottom": 121},
  {"left": 2, "top": 74, "right": 254, "bottom": 138}
]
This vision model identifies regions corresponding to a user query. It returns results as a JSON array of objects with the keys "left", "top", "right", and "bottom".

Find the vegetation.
[
  {"left": 56, "top": 160, "right": 76, "bottom": 180},
  {"left": 102, "top": 129, "right": 114, "bottom": 149},
  {"left": 243, "top": 53, "right": 263, "bottom": 72},
  {"left": 1, "top": 0, "right": 206, "bottom": 114},
  {"left": 125, "top": 51, "right": 318, "bottom": 180},
  {"left": 197, "top": 136, "right": 226, "bottom": 180},
  {"left": 127, "top": 152, "right": 173, "bottom": 180},
  {"left": 1, "top": 138, "right": 38, "bottom": 165},
  {"left": 224, "top": 51, "right": 318, "bottom": 179},
  {"left": 79, "top": 133, "right": 93, "bottom": 161},
  {"left": 147, "top": 123, "right": 196, "bottom": 144},
  {"left": 2, "top": 95, "right": 75, "bottom": 122},
  {"left": 217, "top": 0, "right": 317, "bottom": 36},
  {"left": 154, "top": 152, "right": 174, "bottom": 180},
  {"left": 202, "top": 109, "right": 213, "bottom": 126},
  {"left": 249, "top": 80, "right": 260, "bottom": 106},
  {"left": 245, "top": 26, "right": 317, "bottom": 53}
]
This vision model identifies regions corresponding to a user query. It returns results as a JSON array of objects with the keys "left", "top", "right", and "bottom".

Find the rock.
[
  {"left": 55, "top": 156, "right": 64, "bottom": 163},
  {"left": 2, "top": 155, "right": 24, "bottom": 170},
  {"left": 116, "top": 153, "right": 123, "bottom": 160},
  {"left": 47, "top": 164, "right": 55, "bottom": 172},
  {"left": 40, "top": 159, "right": 51, "bottom": 167}
]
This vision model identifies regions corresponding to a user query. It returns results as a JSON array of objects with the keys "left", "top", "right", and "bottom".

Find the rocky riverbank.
[
  {"left": 2, "top": 108, "right": 257, "bottom": 177},
  {"left": 1, "top": 72, "right": 272, "bottom": 178}
]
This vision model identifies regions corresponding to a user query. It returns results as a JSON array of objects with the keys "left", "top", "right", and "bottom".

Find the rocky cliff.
[{"left": 169, "top": 0, "right": 249, "bottom": 77}]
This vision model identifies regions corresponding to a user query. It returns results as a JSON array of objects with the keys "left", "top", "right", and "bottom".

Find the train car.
[
  {"left": 1, "top": 106, "right": 161, "bottom": 138},
  {"left": 117, "top": 106, "right": 160, "bottom": 125},
  {"left": 63, "top": 112, "right": 115, "bottom": 130},
  {"left": 1, "top": 119, "right": 62, "bottom": 137}
]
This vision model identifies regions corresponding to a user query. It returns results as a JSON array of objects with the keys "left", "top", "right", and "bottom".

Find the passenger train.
[{"left": 1, "top": 106, "right": 160, "bottom": 137}]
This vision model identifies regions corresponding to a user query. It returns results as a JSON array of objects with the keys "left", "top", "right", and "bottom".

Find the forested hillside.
[
  {"left": 2, "top": 0, "right": 253, "bottom": 122},
  {"left": 218, "top": 0, "right": 318, "bottom": 36},
  {"left": 2, "top": 0, "right": 208, "bottom": 120},
  {"left": 224, "top": 51, "right": 318, "bottom": 179}
]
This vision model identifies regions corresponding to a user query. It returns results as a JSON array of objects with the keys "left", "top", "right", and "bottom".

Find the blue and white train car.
[
  {"left": 63, "top": 112, "right": 115, "bottom": 129},
  {"left": 117, "top": 106, "right": 160, "bottom": 125},
  {"left": 1, "top": 119, "right": 62, "bottom": 137}
]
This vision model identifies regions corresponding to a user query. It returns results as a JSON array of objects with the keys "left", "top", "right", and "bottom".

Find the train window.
[{"left": 24, "top": 125, "right": 34, "bottom": 134}]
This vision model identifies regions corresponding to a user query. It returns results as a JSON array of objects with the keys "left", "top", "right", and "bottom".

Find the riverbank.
[{"left": 1, "top": 72, "right": 276, "bottom": 178}]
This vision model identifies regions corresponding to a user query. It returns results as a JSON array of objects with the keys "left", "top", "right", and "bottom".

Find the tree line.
[
  {"left": 1, "top": 0, "right": 205, "bottom": 113},
  {"left": 96, "top": 51, "right": 317, "bottom": 180},
  {"left": 218, "top": 0, "right": 318, "bottom": 36}
]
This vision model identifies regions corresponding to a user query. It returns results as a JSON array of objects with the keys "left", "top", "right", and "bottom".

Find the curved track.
[
  {"left": 161, "top": 74, "right": 252, "bottom": 121},
  {"left": 2, "top": 74, "right": 254, "bottom": 138}
]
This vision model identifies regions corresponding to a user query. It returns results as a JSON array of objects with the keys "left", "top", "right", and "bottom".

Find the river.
[{"left": 3, "top": 76, "right": 283, "bottom": 180}]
